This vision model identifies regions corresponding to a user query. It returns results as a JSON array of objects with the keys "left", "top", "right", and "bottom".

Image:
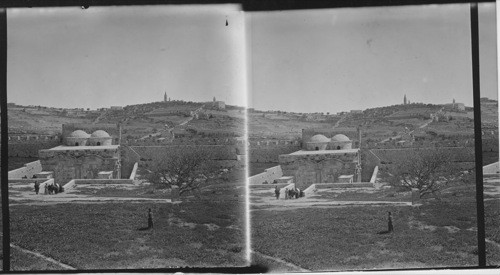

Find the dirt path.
[
  {"left": 252, "top": 250, "right": 310, "bottom": 272},
  {"left": 10, "top": 243, "right": 76, "bottom": 270}
]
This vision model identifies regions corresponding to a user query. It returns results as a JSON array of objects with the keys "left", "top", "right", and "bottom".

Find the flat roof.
[
  {"left": 47, "top": 145, "right": 119, "bottom": 151},
  {"left": 289, "top": 149, "right": 359, "bottom": 156}
]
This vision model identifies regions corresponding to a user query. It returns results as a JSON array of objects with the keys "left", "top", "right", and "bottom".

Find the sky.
[
  {"left": 248, "top": 3, "right": 498, "bottom": 113},
  {"left": 7, "top": 5, "right": 247, "bottom": 109}
]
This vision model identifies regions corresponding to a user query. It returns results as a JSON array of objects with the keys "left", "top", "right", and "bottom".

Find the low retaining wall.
[
  {"left": 248, "top": 165, "right": 283, "bottom": 185},
  {"left": 370, "top": 166, "right": 379, "bottom": 183},
  {"left": 483, "top": 161, "right": 499, "bottom": 177},
  {"left": 315, "top": 182, "right": 374, "bottom": 189},
  {"left": 8, "top": 160, "right": 43, "bottom": 179},
  {"left": 73, "top": 179, "right": 134, "bottom": 185},
  {"left": 129, "top": 162, "right": 139, "bottom": 180},
  {"left": 249, "top": 183, "right": 289, "bottom": 190},
  {"left": 63, "top": 179, "right": 76, "bottom": 190},
  {"left": 8, "top": 178, "right": 52, "bottom": 185},
  {"left": 303, "top": 184, "right": 317, "bottom": 197}
]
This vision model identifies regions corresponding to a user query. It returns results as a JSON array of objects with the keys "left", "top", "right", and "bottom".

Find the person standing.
[
  {"left": 34, "top": 182, "right": 40, "bottom": 195},
  {"left": 388, "top": 211, "right": 394, "bottom": 233},
  {"left": 274, "top": 186, "right": 280, "bottom": 200},
  {"left": 148, "top": 208, "right": 154, "bottom": 229}
]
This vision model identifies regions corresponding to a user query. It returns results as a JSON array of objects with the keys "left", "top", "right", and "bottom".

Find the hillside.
[{"left": 7, "top": 100, "right": 245, "bottom": 141}]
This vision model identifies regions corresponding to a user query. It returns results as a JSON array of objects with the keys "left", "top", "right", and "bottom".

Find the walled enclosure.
[{"left": 279, "top": 150, "right": 360, "bottom": 190}]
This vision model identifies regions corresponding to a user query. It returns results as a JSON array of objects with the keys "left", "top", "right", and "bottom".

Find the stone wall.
[
  {"left": 39, "top": 148, "right": 120, "bottom": 184},
  {"left": 370, "top": 166, "right": 379, "bottom": 183},
  {"left": 8, "top": 160, "right": 43, "bottom": 179},
  {"left": 314, "top": 182, "right": 374, "bottom": 188},
  {"left": 248, "top": 165, "right": 283, "bottom": 185},
  {"left": 120, "top": 146, "right": 142, "bottom": 179},
  {"left": 129, "top": 145, "right": 237, "bottom": 161},
  {"left": 129, "top": 163, "right": 139, "bottom": 180},
  {"left": 8, "top": 141, "right": 61, "bottom": 158},
  {"left": 279, "top": 151, "right": 359, "bottom": 190},
  {"left": 249, "top": 145, "right": 301, "bottom": 163},
  {"left": 73, "top": 179, "right": 134, "bottom": 185}
]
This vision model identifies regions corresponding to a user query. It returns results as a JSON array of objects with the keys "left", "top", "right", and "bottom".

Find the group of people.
[
  {"left": 274, "top": 186, "right": 304, "bottom": 200},
  {"left": 34, "top": 182, "right": 64, "bottom": 195}
]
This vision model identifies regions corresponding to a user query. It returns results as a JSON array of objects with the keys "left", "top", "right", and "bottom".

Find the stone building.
[
  {"left": 279, "top": 130, "right": 362, "bottom": 190},
  {"left": 39, "top": 125, "right": 121, "bottom": 184}
]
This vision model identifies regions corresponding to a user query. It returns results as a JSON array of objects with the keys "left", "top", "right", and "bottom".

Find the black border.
[
  {"left": 0, "top": 0, "right": 494, "bottom": 272},
  {"left": 470, "top": 2, "right": 486, "bottom": 268},
  {"left": 0, "top": 7, "right": 9, "bottom": 273}
]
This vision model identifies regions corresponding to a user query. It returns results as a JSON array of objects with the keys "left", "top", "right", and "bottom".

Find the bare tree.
[
  {"left": 142, "top": 146, "right": 218, "bottom": 196},
  {"left": 387, "top": 149, "right": 456, "bottom": 198}
]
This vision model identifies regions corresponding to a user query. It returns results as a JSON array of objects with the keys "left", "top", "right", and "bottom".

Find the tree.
[
  {"left": 387, "top": 149, "right": 455, "bottom": 198},
  {"left": 142, "top": 146, "right": 218, "bottom": 196}
]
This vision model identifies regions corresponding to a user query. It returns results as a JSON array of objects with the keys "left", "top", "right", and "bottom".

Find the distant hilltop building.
[
  {"left": 110, "top": 106, "right": 123, "bottom": 110},
  {"left": 404, "top": 94, "right": 407, "bottom": 105},
  {"left": 207, "top": 96, "right": 225, "bottom": 110},
  {"left": 444, "top": 98, "right": 465, "bottom": 111},
  {"left": 164, "top": 92, "right": 167, "bottom": 102}
]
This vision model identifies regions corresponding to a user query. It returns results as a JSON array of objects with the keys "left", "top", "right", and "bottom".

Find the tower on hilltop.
[
  {"left": 404, "top": 94, "right": 407, "bottom": 105},
  {"left": 164, "top": 92, "right": 167, "bottom": 102},
  {"left": 213, "top": 96, "right": 216, "bottom": 102}
]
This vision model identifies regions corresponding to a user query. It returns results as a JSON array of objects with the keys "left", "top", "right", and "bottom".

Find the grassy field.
[
  {"left": 10, "top": 200, "right": 245, "bottom": 269},
  {"left": 7, "top": 180, "right": 247, "bottom": 270},
  {"left": 251, "top": 184, "right": 500, "bottom": 271},
  {"left": 310, "top": 187, "right": 412, "bottom": 202}
]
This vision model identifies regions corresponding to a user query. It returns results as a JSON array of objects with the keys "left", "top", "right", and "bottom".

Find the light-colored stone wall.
[
  {"left": 73, "top": 179, "right": 133, "bottom": 185},
  {"left": 279, "top": 152, "right": 359, "bottom": 190},
  {"left": 129, "top": 162, "right": 139, "bottom": 180},
  {"left": 248, "top": 165, "right": 283, "bottom": 185},
  {"left": 39, "top": 147, "right": 120, "bottom": 184},
  {"left": 8, "top": 160, "right": 43, "bottom": 179},
  {"left": 370, "top": 166, "right": 379, "bottom": 183}
]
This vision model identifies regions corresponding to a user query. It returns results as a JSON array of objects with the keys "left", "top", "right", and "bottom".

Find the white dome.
[
  {"left": 309, "top": 134, "right": 330, "bottom": 143},
  {"left": 90, "top": 130, "right": 111, "bottom": 138},
  {"left": 331, "top": 134, "right": 350, "bottom": 142},
  {"left": 68, "top": 130, "right": 90, "bottom": 138}
]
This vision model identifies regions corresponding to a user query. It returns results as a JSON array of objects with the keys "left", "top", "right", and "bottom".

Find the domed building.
[
  {"left": 66, "top": 130, "right": 91, "bottom": 146},
  {"left": 305, "top": 134, "right": 330, "bottom": 151},
  {"left": 39, "top": 123, "right": 122, "bottom": 184},
  {"left": 330, "top": 134, "right": 352, "bottom": 150},
  {"left": 278, "top": 128, "right": 362, "bottom": 189},
  {"left": 88, "top": 130, "right": 112, "bottom": 146}
]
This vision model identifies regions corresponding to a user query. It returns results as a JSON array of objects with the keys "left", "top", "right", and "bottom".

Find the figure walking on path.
[
  {"left": 148, "top": 208, "right": 154, "bottom": 229},
  {"left": 274, "top": 186, "right": 280, "bottom": 200},
  {"left": 388, "top": 211, "right": 393, "bottom": 233},
  {"left": 34, "top": 182, "right": 40, "bottom": 195}
]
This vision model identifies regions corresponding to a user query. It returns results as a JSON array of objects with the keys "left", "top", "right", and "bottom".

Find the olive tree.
[
  {"left": 142, "top": 146, "right": 219, "bottom": 196},
  {"left": 387, "top": 149, "right": 456, "bottom": 198}
]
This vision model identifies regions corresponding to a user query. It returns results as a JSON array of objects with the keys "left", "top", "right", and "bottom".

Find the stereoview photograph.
[
  {"left": 247, "top": 3, "right": 499, "bottom": 272},
  {"left": 5, "top": 5, "right": 248, "bottom": 270}
]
